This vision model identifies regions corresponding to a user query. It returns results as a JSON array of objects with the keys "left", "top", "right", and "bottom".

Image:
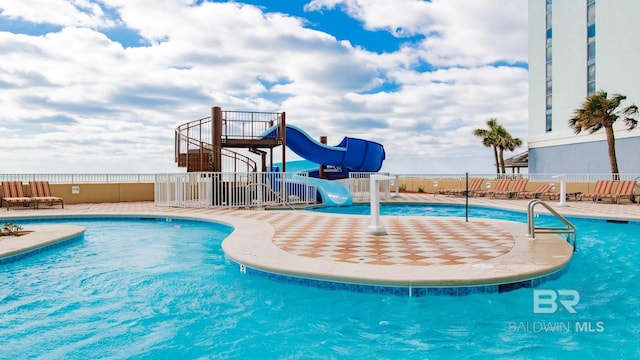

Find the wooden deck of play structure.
[{"left": 175, "top": 107, "right": 288, "bottom": 172}]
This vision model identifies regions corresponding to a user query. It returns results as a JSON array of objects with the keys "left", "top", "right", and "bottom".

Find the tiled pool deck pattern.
[
  {"left": 1, "top": 194, "right": 638, "bottom": 290},
  {"left": 256, "top": 213, "right": 514, "bottom": 266}
]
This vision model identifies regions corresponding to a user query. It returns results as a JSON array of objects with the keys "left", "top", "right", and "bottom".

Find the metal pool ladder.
[{"left": 527, "top": 199, "right": 577, "bottom": 251}]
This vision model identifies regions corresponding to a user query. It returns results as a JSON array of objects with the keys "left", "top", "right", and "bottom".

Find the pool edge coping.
[{"left": 0, "top": 207, "right": 575, "bottom": 295}]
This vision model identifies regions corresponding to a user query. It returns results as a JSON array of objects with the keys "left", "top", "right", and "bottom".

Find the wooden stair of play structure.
[
  {"left": 176, "top": 147, "right": 258, "bottom": 173},
  {"left": 176, "top": 150, "right": 211, "bottom": 172},
  {"left": 175, "top": 108, "right": 284, "bottom": 173}
]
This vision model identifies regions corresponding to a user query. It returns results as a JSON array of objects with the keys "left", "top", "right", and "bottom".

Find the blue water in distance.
[
  {"left": 0, "top": 213, "right": 639, "bottom": 359},
  {"left": 311, "top": 203, "right": 564, "bottom": 227},
  {"left": 311, "top": 203, "right": 528, "bottom": 221}
]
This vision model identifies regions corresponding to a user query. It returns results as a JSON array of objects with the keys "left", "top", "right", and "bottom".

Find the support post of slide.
[
  {"left": 212, "top": 107, "right": 222, "bottom": 172},
  {"left": 319, "top": 136, "right": 327, "bottom": 179},
  {"left": 281, "top": 112, "right": 286, "bottom": 172},
  {"left": 366, "top": 174, "right": 394, "bottom": 235}
]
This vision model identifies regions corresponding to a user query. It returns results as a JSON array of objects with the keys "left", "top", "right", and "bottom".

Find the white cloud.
[
  {"left": 0, "top": 0, "right": 117, "bottom": 28},
  {"left": 306, "top": 0, "right": 528, "bottom": 67},
  {"left": 0, "top": 0, "right": 528, "bottom": 174},
  {"left": 306, "top": 0, "right": 435, "bottom": 37},
  {"left": 417, "top": 0, "right": 528, "bottom": 67}
]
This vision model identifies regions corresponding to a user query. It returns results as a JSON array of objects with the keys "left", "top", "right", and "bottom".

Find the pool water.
[
  {"left": 312, "top": 203, "right": 573, "bottom": 230},
  {"left": 311, "top": 203, "right": 528, "bottom": 221},
  {"left": 1, "top": 213, "right": 639, "bottom": 358}
]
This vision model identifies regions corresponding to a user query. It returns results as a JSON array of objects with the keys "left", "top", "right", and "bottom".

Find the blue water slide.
[
  {"left": 281, "top": 160, "right": 353, "bottom": 206},
  {"left": 262, "top": 125, "right": 385, "bottom": 206},
  {"left": 262, "top": 124, "right": 385, "bottom": 172}
]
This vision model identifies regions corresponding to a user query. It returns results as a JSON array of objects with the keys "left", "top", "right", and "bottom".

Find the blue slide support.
[{"left": 262, "top": 124, "right": 385, "bottom": 206}]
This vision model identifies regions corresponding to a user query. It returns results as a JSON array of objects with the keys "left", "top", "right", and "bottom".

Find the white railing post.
[
  {"left": 553, "top": 174, "right": 569, "bottom": 207},
  {"left": 366, "top": 175, "right": 394, "bottom": 235},
  {"left": 257, "top": 172, "right": 264, "bottom": 206}
]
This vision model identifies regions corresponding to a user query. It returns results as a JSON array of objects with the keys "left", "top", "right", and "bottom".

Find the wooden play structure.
[{"left": 175, "top": 106, "right": 288, "bottom": 173}]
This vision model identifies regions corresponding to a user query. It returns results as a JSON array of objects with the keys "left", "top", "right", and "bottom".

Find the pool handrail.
[{"left": 527, "top": 199, "right": 577, "bottom": 251}]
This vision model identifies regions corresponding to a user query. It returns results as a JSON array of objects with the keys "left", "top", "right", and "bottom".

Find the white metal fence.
[
  {"left": 390, "top": 173, "right": 640, "bottom": 182},
  {"left": 3, "top": 172, "right": 637, "bottom": 185},
  {"left": 3, "top": 172, "right": 638, "bottom": 208},
  {"left": 522, "top": 173, "right": 640, "bottom": 182},
  {"left": 154, "top": 172, "right": 318, "bottom": 208}
]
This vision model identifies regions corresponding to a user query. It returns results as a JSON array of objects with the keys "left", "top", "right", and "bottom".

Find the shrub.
[{"left": 1, "top": 222, "right": 24, "bottom": 236}]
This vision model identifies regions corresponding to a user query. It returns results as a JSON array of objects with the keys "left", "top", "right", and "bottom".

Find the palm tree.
[
  {"left": 497, "top": 133, "right": 523, "bottom": 174},
  {"left": 568, "top": 90, "right": 639, "bottom": 175},
  {"left": 474, "top": 118, "right": 503, "bottom": 174},
  {"left": 474, "top": 118, "right": 522, "bottom": 174}
]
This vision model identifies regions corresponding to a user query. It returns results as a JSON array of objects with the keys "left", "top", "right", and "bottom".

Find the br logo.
[{"left": 533, "top": 289, "right": 580, "bottom": 314}]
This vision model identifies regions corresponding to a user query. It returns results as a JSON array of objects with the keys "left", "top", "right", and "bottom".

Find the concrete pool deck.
[
  {"left": 1, "top": 195, "right": 638, "bottom": 289},
  {"left": 0, "top": 225, "right": 85, "bottom": 262}
]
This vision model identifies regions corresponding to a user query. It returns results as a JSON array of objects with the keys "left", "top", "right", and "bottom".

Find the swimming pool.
[{"left": 1, "top": 213, "right": 638, "bottom": 358}]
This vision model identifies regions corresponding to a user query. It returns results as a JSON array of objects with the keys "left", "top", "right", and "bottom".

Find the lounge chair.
[
  {"left": 29, "top": 181, "right": 64, "bottom": 209},
  {"left": 520, "top": 184, "right": 555, "bottom": 199},
  {"left": 578, "top": 180, "right": 614, "bottom": 202},
  {"left": 474, "top": 178, "right": 511, "bottom": 198},
  {"left": 494, "top": 178, "right": 529, "bottom": 199},
  {"left": 1, "top": 181, "right": 35, "bottom": 211},
  {"left": 598, "top": 180, "right": 636, "bottom": 204},
  {"left": 441, "top": 177, "right": 483, "bottom": 197}
]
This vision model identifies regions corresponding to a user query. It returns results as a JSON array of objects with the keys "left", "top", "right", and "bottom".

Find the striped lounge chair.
[
  {"left": 474, "top": 178, "right": 511, "bottom": 198},
  {"left": 578, "top": 180, "right": 614, "bottom": 202},
  {"left": 1, "top": 181, "right": 34, "bottom": 211},
  {"left": 494, "top": 178, "right": 529, "bottom": 199},
  {"left": 441, "top": 177, "right": 484, "bottom": 197},
  {"left": 598, "top": 180, "right": 636, "bottom": 204},
  {"left": 29, "top": 181, "right": 64, "bottom": 209},
  {"left": 520, "top": 184, "right": 555, "bottom": 200}
]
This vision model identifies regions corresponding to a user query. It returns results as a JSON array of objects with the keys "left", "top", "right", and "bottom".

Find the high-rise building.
[{"left": 528, "top": 0, "right": 640, "bottom": 173}]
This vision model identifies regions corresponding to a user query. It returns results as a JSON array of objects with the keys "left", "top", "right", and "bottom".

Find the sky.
[{"left": 0, "top": 0, "right": 529, "bottom": 174}]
